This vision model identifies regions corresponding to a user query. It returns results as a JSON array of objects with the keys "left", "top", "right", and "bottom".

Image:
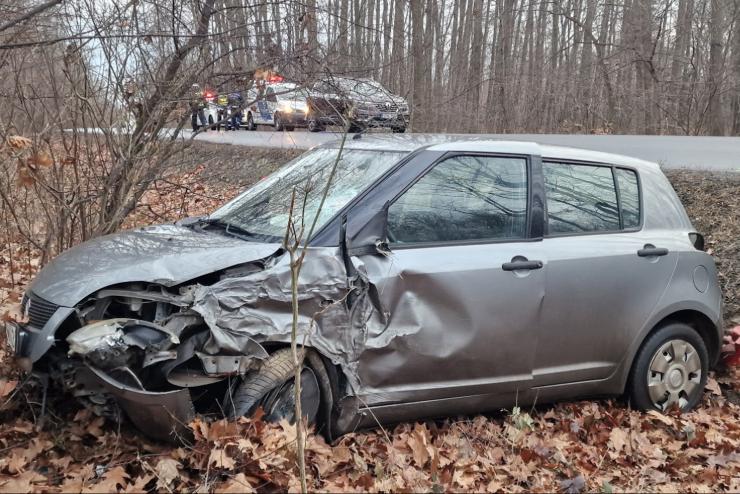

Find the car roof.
[{"left": 318, "top": 134, "right": 661, "bottom": 171}]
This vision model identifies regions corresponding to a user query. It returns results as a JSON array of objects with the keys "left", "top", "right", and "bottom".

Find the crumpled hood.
[{"left": 29, "top": 224, "right": 281, "bottom": 307}]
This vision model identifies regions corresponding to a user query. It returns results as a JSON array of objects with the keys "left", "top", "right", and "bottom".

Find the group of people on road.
[{"left": 189, "top": 83, "right": 244, "bottom": 132}]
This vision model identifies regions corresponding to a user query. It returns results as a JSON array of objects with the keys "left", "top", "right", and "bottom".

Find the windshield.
[
  {"left": 335, "top": 79, "right": 386, "bottom": 97},
  {"left": 210, "top": 148, "right": 406, "bottom": 240}
]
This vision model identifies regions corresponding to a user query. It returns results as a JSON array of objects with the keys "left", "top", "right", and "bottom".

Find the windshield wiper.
[{"left": 199, "top": 218, "right": 258, "bottom": 241}]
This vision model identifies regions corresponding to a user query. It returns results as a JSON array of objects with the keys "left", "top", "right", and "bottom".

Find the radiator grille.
[{"left": 22, "top": 292, "right": 59, "bottom": 329}]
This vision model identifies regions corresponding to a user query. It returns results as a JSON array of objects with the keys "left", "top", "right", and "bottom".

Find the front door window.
[{"left": 387, "top": 155, "right": 528, "bottom": 244}]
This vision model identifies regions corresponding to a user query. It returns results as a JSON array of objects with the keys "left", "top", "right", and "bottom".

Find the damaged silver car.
[{"left": 6, "top": 136, "right": 723, "bottom": 442}]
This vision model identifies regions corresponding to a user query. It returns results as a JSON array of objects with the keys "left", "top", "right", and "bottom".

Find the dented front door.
[{"left": 353, "top": 154, "right": 544, "bottom": 418}]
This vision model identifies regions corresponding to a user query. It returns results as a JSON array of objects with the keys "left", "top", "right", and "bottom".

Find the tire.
[
  {"left": 307, "top": 119, "right": 324, "bottom": 132},
  {"left": 347, "top": 123, "right": 363, "bottom": 133},
  {"left": 285, "top": 125, "right": 295, "bottom": 132},
  {"left": 246, "top": 113, "right": 256, "bottom": 131},
  {"left": 225, "top": 348, "right": 320, "bottom": 423},
  {"left": 274, "top": 113, "right": 284, "bottom": 131},
  {"left": 392, "top": 126, "right": 406, "bottom": 133},
  {"left": 628, "top": 322, "right": 708, "bottom": 412}
]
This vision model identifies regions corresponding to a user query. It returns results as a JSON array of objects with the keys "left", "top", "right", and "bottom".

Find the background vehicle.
[
  {"left": 308, "top": 77, "right": 410, "bottom": 132},
  {"left": 244, "top": 82, "right": 310, "bottom": 131},
  {"left": 204, "top": 101, "right": 225, "bottom": 130},
  {"left": 204, "top": 93, "right": 245, "bottom": 130},
  {"left": 7, "top": 137, "right": 722, "bottom": 442}
]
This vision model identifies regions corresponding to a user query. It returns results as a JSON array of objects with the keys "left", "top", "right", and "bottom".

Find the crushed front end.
[
  {"left": 7, "top": 281, "right": 272, "bottom": 442},
  {"left": 5, "top": 244, "right": 383, "bottom": 442}
]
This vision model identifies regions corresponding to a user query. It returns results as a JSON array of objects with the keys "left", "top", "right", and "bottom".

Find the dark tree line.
[
  {"left": 2, "top": 0, "right": 739, "bottom": 138},
  {"left": 206, "top": 0, "right": 740, "bottom": 135}
]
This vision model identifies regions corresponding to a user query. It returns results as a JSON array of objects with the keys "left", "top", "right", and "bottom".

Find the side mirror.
[{"left": 343, "top": 203, "right": 390, "bottom": 257}]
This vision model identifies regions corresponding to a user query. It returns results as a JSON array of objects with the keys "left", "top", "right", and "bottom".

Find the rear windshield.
[{"left": 211, "top": 148, "right": 406, "bottom": 240}]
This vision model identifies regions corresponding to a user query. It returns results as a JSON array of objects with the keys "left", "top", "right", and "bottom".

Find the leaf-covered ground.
[{"left": 0, "top": 145, "right": 738, "bottom": 492}]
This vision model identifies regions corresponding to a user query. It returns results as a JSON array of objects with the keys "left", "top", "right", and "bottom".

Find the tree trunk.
[
  {"left": 391, "top": 0, "right": 405, "bottom": 92},
  {"left": 411, "top": 0, "right": 425, "bottom": 129},
  {"left": 707, "top": 0, "right": 725, "bottom": 135}
]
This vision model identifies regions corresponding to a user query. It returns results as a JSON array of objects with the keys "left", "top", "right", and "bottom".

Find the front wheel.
[
  {"left": 307, "top": 119, "right": 324, "bottom": 132},
  {"left": 628, "top": 322, "right": 708, "bottom": 412},
  {"left": 225, "top": 348, "right": 320, "bottom": 423}
]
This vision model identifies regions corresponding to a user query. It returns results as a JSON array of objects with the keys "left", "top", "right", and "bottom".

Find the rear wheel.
[
  {"left": 392, "top": 126, "right": 406, "bottom": 133},
  {"left": 225, "top": 348, "right": 320, "bottom": 423},
  {"left": 628, "top": 323, "right": 708, "bottom": 412}
]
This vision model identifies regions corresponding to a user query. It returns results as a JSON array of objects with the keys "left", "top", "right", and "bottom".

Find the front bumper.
[
  {"left": 5, "top": 316, "right": 196, "bottom": 443},
  {"left": 87, "top": 366, "right": 194, "bottom": 442},
  {"left": 353, "top": 112, "right": 408, "bottom": 128},
  {"left": 282, "top": 111, "right": 309, "bottom": 126},
  {"left": 5, "top": 306, "right": 76, "bottom": 365}
]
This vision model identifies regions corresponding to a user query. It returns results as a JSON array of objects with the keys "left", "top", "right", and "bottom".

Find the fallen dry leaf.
[
  {"left": 5, "top": 135, "right": 32, "bottom": 150},
  {"left": 0, "top": 379, "right": 17, "bottom": 398},
  {"left": 154, "top": 458, "right": 180, "bottom": 490},
  {"left": 215, "top": 473, "right": 255, "bottom": 493},
  {"left": 705, "top": 378, "right": 722, "bottom": 396}
]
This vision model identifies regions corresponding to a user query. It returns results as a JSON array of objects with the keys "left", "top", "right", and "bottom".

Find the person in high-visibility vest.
[{"left": 189, "top": 84, "right": 208, "bottom": 131}]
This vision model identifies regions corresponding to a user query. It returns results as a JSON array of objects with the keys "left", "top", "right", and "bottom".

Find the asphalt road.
[{"left": 181, "top": 129, "right": 740, "bottom": 171}]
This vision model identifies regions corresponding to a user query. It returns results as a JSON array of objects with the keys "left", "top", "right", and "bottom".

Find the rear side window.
[
  {"left": 615, "top": 168, "right": 640, "bottom": 228},
  {"left": 387, "top": 155, "right": 528, "bottom": 243},
  {"left": 543, "top": 162, "right": 620, "bottom": 234}
]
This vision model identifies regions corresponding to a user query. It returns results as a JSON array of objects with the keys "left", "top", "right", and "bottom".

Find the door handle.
[
  {"left": 637, "top": 244, "right": 669, "bottom": 257},
  {"left": 502, "top": 258, "right": 543, "bottom": 271}
]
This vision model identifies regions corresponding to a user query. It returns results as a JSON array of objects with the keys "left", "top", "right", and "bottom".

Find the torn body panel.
[{"left": 189, "top": 247, "right": 387, "bottom": 391}]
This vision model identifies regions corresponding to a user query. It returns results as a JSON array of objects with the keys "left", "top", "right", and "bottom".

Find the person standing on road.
[
  {"left": 228, "top": 90, "right": 244, "bottom": 131},
  {"left": 190, "top": 83, "right": 208, "bottom": 132}
]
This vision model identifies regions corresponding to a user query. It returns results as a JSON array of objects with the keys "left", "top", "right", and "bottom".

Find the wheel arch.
[
  {"left": 258, "top": 342, "right": 345, "bottom": 439},
  {"left": 619, "top": 305, "right": 722, "bottom": 393}
]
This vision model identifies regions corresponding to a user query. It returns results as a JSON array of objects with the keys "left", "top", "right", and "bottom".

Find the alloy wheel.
[{"left": 647, "top": 338, "right": 702, "bottom": 411}]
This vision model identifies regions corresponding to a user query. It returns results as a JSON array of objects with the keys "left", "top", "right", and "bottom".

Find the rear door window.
[
  {"left": 543, "top": 162, "right": 641, "bottom": 234},
  {"left": 543, "top": 162, "right": 619, "bottom": 234},
  {"left": 387, "top": 155, "right": 528, "bottom": 244}
]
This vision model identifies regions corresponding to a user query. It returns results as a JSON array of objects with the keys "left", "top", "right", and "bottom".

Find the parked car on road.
[
  {"left": 307, "top": 77, "right": 410, "bottom": 133},
  {"left": 6, "top": 136, "right": 722, "bottom": 442},
  {"left": 243, "top": 82, "right": 310, "bottom": 131}
]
